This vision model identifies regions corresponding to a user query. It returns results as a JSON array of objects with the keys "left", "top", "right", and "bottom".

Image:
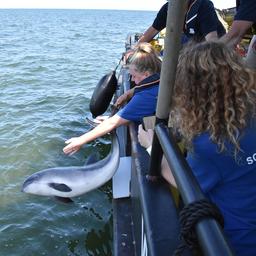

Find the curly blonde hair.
[{"left": 170, "top": 41, "right": 256, "bottom": 153}]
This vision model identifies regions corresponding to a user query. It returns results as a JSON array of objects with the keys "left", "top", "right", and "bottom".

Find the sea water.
[{"left": 0, "top": 9, "right": 156, "bottom": 256}]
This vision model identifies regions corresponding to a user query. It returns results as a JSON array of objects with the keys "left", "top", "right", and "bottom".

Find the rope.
[
  {"left": 114, "top": 56, "right": 123, "bottom": 71},
  {"left": 173, "top": 199, "right": 224, "bottom": 256}
]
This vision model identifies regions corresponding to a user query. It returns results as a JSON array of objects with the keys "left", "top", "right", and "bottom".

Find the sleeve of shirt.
[
  {"left": 152, "top": 3, "right": 168, "bottom": 31},
  {"left": 197, "top": 0, "right": 219, "bottom": 37},
  {"left": 117, "top": 89, "right": 158, "bottom": 122},
  {"left": 234, "top": 0, "right": 256, "bottom": 22},
  {"left": 186, "top": 153, "right": 222, "bottom": 193}
]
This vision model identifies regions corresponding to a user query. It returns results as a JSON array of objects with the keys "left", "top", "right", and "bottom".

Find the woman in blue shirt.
[
  {"left": 63, "top": 43, "right": 161, "bottom": 155},
  {"left": 139, "top": 41, "right": 256, "bottom": 255}
]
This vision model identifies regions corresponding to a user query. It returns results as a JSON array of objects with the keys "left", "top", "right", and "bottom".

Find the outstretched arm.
[
  {"left": 63, "top": 114, "right": 129, "bottom": 155},
  {"left": 124, "top": 26, "right": 159, "bottom": 62},
  {"left": 138, "top": 26, "right": 159, "bottom": 43},
  {"left": 220, "top": 20, "right": 253, "bottom": 46}
]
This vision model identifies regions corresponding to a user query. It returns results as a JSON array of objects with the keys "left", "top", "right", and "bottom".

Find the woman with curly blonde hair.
[
  {"left": 171, "top": 41, "right": 256, "bottom": 154},
  {"left": 138, "top": 41, "right": 256, "bottom": 255}
]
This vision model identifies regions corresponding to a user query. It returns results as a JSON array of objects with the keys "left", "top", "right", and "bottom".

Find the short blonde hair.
[{"left": 129, "top": 43, "right": 162, "bottom": 75}]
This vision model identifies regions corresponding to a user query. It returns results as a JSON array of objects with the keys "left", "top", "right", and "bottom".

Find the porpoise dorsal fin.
[{"left": 49, "top": 183, "right": 72, "bottom": 192}]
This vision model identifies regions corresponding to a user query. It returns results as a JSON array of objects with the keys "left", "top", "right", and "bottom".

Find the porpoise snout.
[{"left": 22, "top": 174, "right": 39, "bottom": 192}]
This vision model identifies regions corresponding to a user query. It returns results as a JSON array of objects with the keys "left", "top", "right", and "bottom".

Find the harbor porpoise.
[{"left": 22, "top": 131, "right": 119, "bottom": 200}]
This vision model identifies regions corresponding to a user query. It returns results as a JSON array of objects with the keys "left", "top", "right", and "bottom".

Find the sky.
[{"left": 0, "top": 0, "right": 236, "bottom": 11}]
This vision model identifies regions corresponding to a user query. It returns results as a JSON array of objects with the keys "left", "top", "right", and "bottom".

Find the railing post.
[{"left": 149, "top": 0, "right": 188, "bottom": 178}]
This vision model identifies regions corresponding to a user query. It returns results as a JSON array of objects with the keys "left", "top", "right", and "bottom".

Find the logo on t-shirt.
[{"left": 246, "top": 153, "right": 256, "bottom": 165}]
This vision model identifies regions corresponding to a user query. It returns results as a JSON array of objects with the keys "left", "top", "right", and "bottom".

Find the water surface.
[{"left": 0, "top": 9, "right": 156, "bottom": 255}]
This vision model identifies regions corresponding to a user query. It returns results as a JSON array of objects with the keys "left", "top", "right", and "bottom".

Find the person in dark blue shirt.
[
  {"left": 138, "top": 41, "right": 256, "bottom": 255},
  {"left": 222, "top": 0, "right": 256, "bottom": 69},
  {"left": 138, "top": 0, "right": 226, "bottom": 44},
  {"left": 63, "top": 43, "right": 161, "bottom": 155},
  {"left": 221, "top": 0, "right": 256, "bottom": 45}
]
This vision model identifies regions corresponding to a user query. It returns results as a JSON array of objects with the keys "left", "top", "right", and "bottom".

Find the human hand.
[
  {"left": 124, "top": 49, "right": 134, "bottom": 63},
  {"left": 138, "top": 125, "right": 154, "bottom": 149},
  {"left": 114, "top": 93, "right": 128, "bottom": 108},
  {"left": 114, "top": 89, "right": 133, "bottom": 108},
  {"left": 63, "top": 137, "right": 83, "bottom": 155}
]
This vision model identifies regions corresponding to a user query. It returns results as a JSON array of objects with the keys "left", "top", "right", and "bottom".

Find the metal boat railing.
[{"left": 154, "top": 123, "right": 234, "bottom": 255}]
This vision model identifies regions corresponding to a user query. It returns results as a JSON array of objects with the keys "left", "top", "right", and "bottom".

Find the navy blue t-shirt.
[
  {"left": 152, "top": 1, "right": 225, "bottom": 41},
  {"left": 234, "top": 0, "right": 256, "bottom": 23},
  {"left": 187, "top": 124, "right": 256, "bottom": 255}
]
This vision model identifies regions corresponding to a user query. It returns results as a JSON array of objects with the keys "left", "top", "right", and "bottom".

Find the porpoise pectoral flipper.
[
  {"left": 48, "top": 183, "right": 72, "bottom": 192},
  {"left": 54, "top": 196, "right": 74, "bottom": 204}
]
